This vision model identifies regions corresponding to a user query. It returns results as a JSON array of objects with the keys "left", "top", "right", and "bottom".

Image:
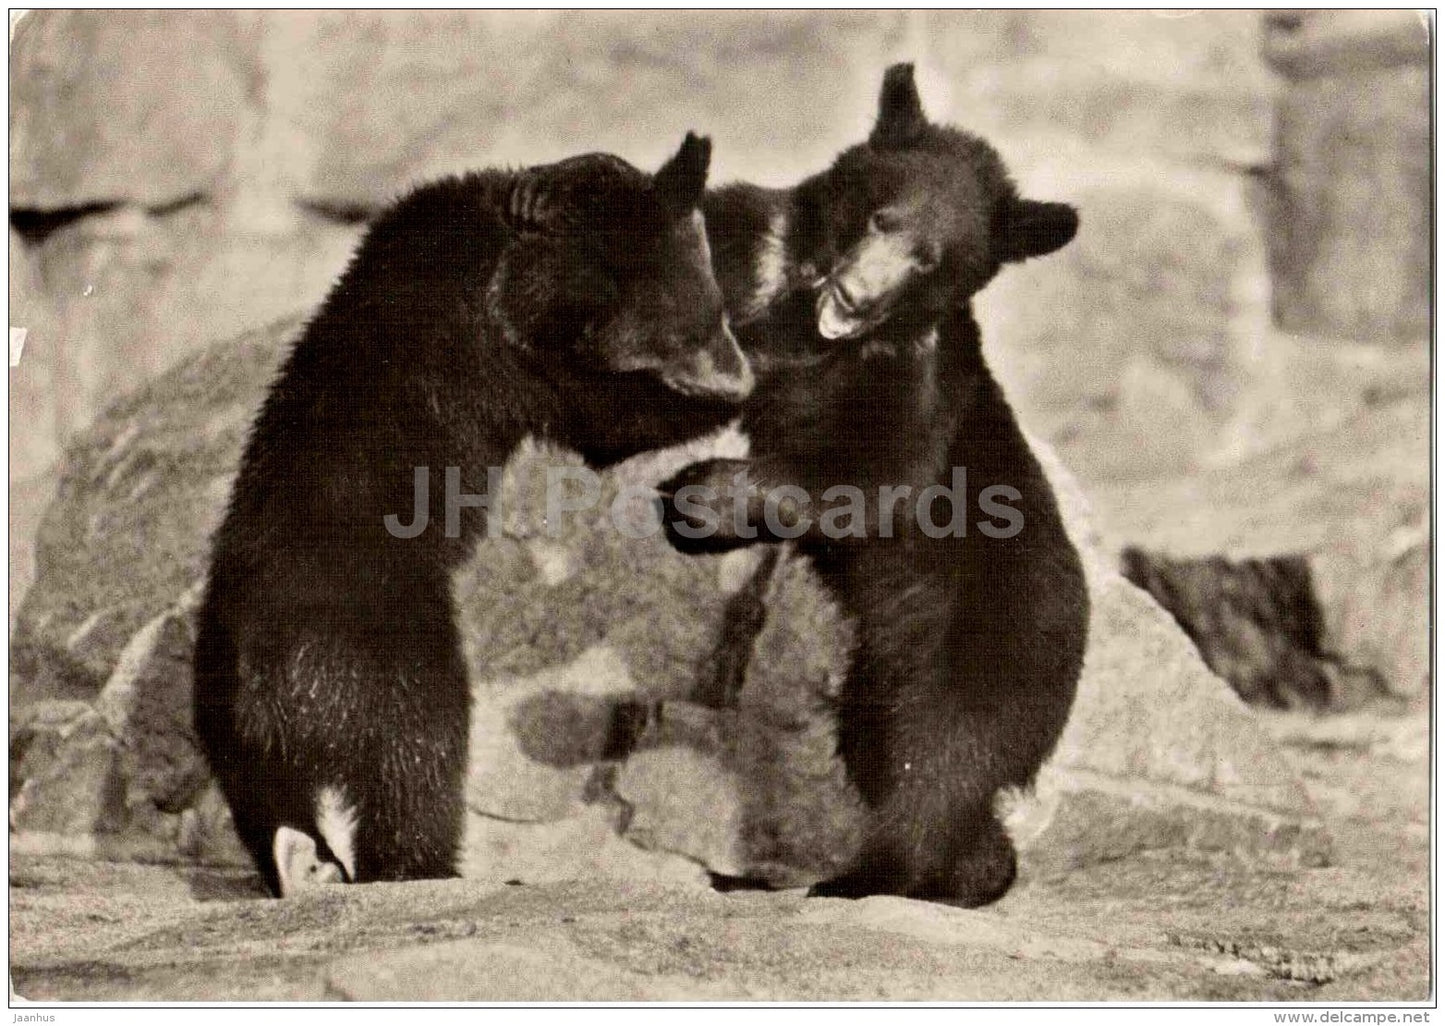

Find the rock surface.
[
  {"left": 9, "top": 10, "right": 257, "bottom": 210},
  {"left": 10, "top": 319, "right": 1330, "bottom": 887},
  {"left": 10, "top": 694, "right": 1429, "bottom": 1003},
  {"left": 1092, "top": 378, "right": 1429, "bottom": 703},
  {"left": 11, "top": 318, "right": 298, "bottom": 706},
  {"left": 986, "top": 156, "right": 1280, "bottom": 487},
  {"left": 1260, "top": 10, "right": 1430, "bottom": 341}
]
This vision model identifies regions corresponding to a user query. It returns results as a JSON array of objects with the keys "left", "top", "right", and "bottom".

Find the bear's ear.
[
  {"left": 506, "top": 171, "right": 577, "bottom": 234},
  {"left": 506, "top": 152, "right": 637, "bottom": 234},
  {"left": 870, "top": 63, "right": 928, "bottom": 149},
  {"left": 653, "top": 132, "right": 712, "bottom": 216},
  {"left": 996, "top": 199, "right": 1079, "bottom": 263}
]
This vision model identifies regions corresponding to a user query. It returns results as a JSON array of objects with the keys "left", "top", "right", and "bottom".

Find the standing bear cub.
[
  {"left": 664, "top": 65, "right": 1089, "bottom": 905},
  {"left": 194, "top": 135, "right": 753, "bottom": 896}
]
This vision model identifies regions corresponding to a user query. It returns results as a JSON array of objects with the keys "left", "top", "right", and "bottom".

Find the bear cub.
[
  {"left": 194, "top": 134, "right": 752, "bottom": 896},
  {"left": 664, "top": 65, "right": 1090, "bottom": 905}
]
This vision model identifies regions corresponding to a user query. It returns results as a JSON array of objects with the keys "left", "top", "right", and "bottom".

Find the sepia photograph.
[{"left": 6, "top": 7, "right": 1434, "bottom": 1007}]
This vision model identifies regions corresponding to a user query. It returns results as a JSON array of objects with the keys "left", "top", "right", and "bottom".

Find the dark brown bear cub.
[
  {"left": 667, "top": 66, "right": 1089, "bottom": 905},
  {"left": 194, "top": 135, "right": 752, "bottom": 897}
]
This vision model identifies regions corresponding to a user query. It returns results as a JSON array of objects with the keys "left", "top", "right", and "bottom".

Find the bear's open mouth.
[{"left": 816, "top": 281, "right": 891, "bottom": 342}]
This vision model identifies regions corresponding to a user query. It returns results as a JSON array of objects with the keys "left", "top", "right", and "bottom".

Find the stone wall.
[
  {"left": 12, "top": 11, "right": 1429, "bottom": 492},
  {"left": 1259, "top": 10, "right": 1430, "bottom": 342},
  {"left": 10, "top": 9, "right": 1283, "bottom": 487}
]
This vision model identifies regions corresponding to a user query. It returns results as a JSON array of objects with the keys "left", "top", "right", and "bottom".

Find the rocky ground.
[{"left": 10, "top": 706, "right": 1428, "bottom": 1002}]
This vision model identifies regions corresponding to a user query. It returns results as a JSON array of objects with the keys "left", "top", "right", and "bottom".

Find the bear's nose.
[{"left": 658, "top": 322, "right": 754, "bottom": 402}]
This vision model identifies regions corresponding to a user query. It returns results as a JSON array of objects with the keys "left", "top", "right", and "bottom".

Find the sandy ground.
[{"left": 9, "top": 706, "right": 1428, "bottom": 1003}]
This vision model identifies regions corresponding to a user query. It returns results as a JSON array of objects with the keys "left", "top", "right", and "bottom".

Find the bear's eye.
[
  {"left": 913, "top": 239, "right": 942, "bottom": 271},
  {"left": 867, "top": 209, "right": 902, "bottom": 235}
]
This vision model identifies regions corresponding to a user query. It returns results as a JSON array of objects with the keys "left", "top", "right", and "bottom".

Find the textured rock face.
[
  {"left": 981, "top": 177, "right": 1265, "bottom": 484},
  {"left": 1022, "top": 575, "right": 1329, "bottom": 876},
  {"left": 10, "top": 702, "right": 125, "bottom": 837},
  {"left": 93, "top": 589, "right": 212, "bottom": 817},
  {"left": 9, "top": 10, "right": 258, "bottom": 210},
  {"left": 9, "top": 321, "right": 1330, "bottom": 883},
  {"left": 1261, "top": 10, "right": 1430, "bottom": 341},
  {"left": 10, "top": 596, "right": 247, "bottom": 867},
  {"left": 11, "top": 318, "right": 300, "bottom": 706},
  {"left": 450, "top": 444, "right": 862, "bottom": 885},
  {"left": 1119, "top": 550, "right": 1389, "bottom": 711},
  {"left": 1092, "top": 389, "right": 1429, "bottom": 704}
]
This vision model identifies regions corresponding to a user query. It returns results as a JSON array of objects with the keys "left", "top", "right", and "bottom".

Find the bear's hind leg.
[
  {"left": 910, "top": 809, "right": 1017, "bottom": 907},
  {"left": 807, "top": 808, "right": 1015, "bottom": 906},
  {"left": 350, "top": 774, "right": 465, "bottom": 885},
  {"left": 814, "top": 683, "right": 1020, "bottom": 905},
  {"left": 807, "top": 841, "right": 912, "bottom": 899},
  {"left": 344, "top": 680, "right": 468, "bottom": 885},
  {"left": 282, "top": 611, "right": 470, "bottom": 887}
]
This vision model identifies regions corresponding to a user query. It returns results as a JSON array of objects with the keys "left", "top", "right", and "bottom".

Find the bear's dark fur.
[
  {"left": 666, "top": 65, "right": 1090, "bottom": 905},
  {"left": 193, "top": 135, "right": 754, "bottom": 896}
]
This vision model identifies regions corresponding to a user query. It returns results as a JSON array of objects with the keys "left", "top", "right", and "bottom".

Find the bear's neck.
[
  {"left": 285, "top": 171, "right": 568, "bottom": 474},
  {"left": 703, "top": 183, "right": 818, "bottom": 328}
]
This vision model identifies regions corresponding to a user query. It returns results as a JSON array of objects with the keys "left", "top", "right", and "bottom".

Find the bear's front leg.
[
  {"left": 658, "top": 457, "right": 809, "bottom": 554},
  {"left": 657, "top": 458, "right": 762, "bottom": 554}
]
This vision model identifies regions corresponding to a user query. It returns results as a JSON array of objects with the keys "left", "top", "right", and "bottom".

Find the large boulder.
[
  {"left": 11, "top": 318, "right": 299, "bottom": 706},
  {"left": 450, "top": 440, "right": 862, "bottom": 884},
  {"left": 10, "top": 319, "right": 1329, "bottom": 881}
]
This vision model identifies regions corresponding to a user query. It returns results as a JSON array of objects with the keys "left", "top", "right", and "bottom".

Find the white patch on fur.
[
  {"left": 717, "top": 549, "right": 765, "bottom": 595},
  {"left": 997, "top": 779, "right": 1053, "bottom": 852},
  {"left": 527, "top": 538, "right": 576, "bottom": 586},
  {"left": 274, "top": 826, "right": 343, "bottom": 897},
  {"left": 706, "top": 421, "right": 751, "bottom": 461},
  {"left": 315, "top": 786, "right": 358, "bottom": 881},
  {"left": 690, "top": 209, "right": 713, "bottom": 270},
  {"left": 741, "top": 208, "right": 790, "bottom": 321}
]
